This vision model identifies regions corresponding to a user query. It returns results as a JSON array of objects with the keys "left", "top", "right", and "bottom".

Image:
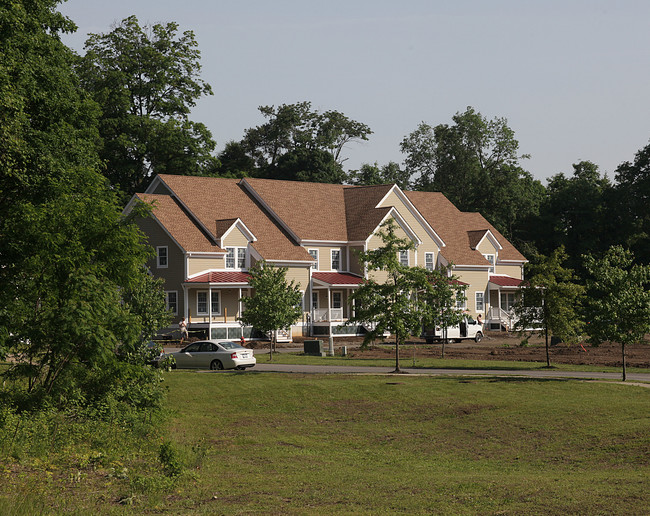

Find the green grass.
[
  {"left": 2, "top": 371, "right": 649, "bottom": 514},
  {"left": 255, "top": 350, "right": 650, "bottom": 374}
]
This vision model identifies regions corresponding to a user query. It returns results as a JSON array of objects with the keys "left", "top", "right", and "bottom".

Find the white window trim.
[
  {"left": 332, "top": 291, "right": 343, "bottom": 309},
  {"left": 308, "top": 249, "right": 319, "bottom": 270},
  {"left": 211, "top": 290, "right": 222, "bottom": 315},
  {"left": 425, "top": 252, "right": 434, "bottom": 271},
  {"left": 331, "top": 249, "right": 341, "bottom": 271},
  {"left": 312, "top": 290, "right": 319, "bottom": 310},
  {"left": 475, "top": 291, "right": 484, "bottom": 313},
  {"left": 226, "top": 247, "right": 247, "bottom": 270},
  {"left": 483, "top": 254, "right": 495, "bottom": 274},
  {"left": 157, "top": 246, "right": 168, "bottom": 269},
  {"left": 399, "top": 250, "right": 409, "bottom": 267},
  {"left": 197, "top": 291, "right": 208, "bottom": 315},
  {"left": 165, "top": 291, "right": 178, "bottom": 315}
]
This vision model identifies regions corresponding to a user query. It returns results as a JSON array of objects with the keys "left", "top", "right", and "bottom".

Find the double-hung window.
[
  {"left": 475, "top": 292, "right": 484, "bottom": 313},
  {"left": 226, "top": 247, "right": 247, "bottom": 269},
  {"left": 237, "top": 248, "right": 246, "bottom": 268},
  {"left": 197, "top": 291, "right": 220, "bottom": 315},
  {"left": 399, "top": 250, "right": 409, "bottom": 267},
  {"left": 165, "top": 291, "right": 177, "bottom": 314},
  {"left": 483, "top": 254, "right": 495, "bottom": 274},
  {"left": 331, "top": 249, "right": 341, "bottom": 271},
  {"left": 309, "top": 249, "right": 319, "bottom": 270},
  {"left": 157, "top": 246, "right": 168, "bottom": 268},
  {"left": 425, "top": 252, "right": 434, "bottom": 271}
]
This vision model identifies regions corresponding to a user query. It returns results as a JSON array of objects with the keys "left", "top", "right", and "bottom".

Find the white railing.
[
  {"left": 487, "top": 307, "right": 518, "bottom": 330},
  {"left": 313, "top": 308, "right": 344, "bottom": 322}
]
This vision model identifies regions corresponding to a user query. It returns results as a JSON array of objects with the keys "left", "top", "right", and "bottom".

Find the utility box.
[{"left": 304, "top": 339, "right": 325, "bottom": 357}]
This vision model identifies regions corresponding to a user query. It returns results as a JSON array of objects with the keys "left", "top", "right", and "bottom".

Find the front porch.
[
  {"left": 310, "top": 271, "right": 365, "bottom": 337},
  {"left": 486, "top": 275, "right": 524, "bottom": 331}
]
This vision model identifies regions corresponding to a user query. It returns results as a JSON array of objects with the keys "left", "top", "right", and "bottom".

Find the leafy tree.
[
  {"left": 223, "top": 101, "right": 372, "bottom": 182},
  {"left": 348, "top": 161, "right": 412, "bottom": 190},
  {"left": 348, "top": 219, "right": 453, "bottom": 372},
  {"left": 0, "top": 1, "right": 169, "bottom": 409},
  {"left": 513, "top": 247, "right": 585, "bottom": 367},
  {"left": 583, "top": 246, "right": 650, "bottom": 381},
  {"left": 532, "top": 161, "right": 614, "bottom": 278},
  {"left": 419, "top": 267, "right": 468, "bottom": 358},
  {"left": 239, "top": 261, "right": 302, "bottom": 360},
  {"left": 77, "top": 15, "right": 217, "bottom": 201},
  {"left": 400, "top": 107, "right": 544, "bottom": 242},
  {"left": 614, "top": 141, "right": 650, "bottom": 265}
]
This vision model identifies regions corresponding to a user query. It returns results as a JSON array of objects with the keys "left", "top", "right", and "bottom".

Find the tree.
[
  {"left": 400, "top": 107, "right": 544, "bottom": 243},
  {"left": 0, "top": 1, "right": 169, "bottom": 409},
  {"left": 583, "top": 246, "right": 650, "bottom": 381},
  {"left": 513, "top": 247, "right": 585, "bottom": 367},
  {"left": 77, "top": 15, "right": 217, "bottom": 201},
  {"left": 222, "top": 101, "right": 372, "bottom": 182},
  {"left": 348, "top": 161, "right": 412, "bottom": 190},
  {"left": 348, "top": 219, "right": 457, "bottom": 372},
  {"left": 239, "top": 261, "right": 303, "bottom": 360},
  {"left": 614, "top": 141, "right": 650, "bottom": 265},
  {"left": 532, "top": 161, "right": 614, "bottom": 278}
]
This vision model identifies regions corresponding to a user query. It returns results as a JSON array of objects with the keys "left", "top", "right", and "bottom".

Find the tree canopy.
[
  {"left": 77, "top": 15, "right": 218, "bottom": 201},
  {"left": 220, "top": 101, "right": 372, "bottom": 183},
  {"left": 0, "top": 1, "right": 170, "bottom": 409}
]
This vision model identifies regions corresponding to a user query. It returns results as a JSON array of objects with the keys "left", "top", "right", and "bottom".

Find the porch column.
[
  {"left": 238, "top": 288, "right": 242, "bottom": 319},
  {"left": 327, "top": 285, "right": 332, "bottom": 336},
  {"left": 208, "top": 288, "right": 213, "bottom": 339}
]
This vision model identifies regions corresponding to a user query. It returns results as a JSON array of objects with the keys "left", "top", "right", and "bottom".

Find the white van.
[{"left": 423, "top": 316, "right": 483, "bottom": 343}]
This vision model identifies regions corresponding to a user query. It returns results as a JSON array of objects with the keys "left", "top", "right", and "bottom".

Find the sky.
[{"left": 59, "top": 0, "right": 650, "bottom": 183}]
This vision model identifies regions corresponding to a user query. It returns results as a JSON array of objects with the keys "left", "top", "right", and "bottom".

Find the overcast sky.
[{"left": 59, "top": 0, "right": 650, "bottom": 183}]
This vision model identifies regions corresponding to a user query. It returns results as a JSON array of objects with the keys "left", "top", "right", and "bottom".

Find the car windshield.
[{"left": 218, "top": 341, "right": 243, "bottom": 350}]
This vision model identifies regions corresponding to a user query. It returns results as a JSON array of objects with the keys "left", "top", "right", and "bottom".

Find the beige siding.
[
  {"left": 188, "top": 256, "right": 224, "bottom": 276},
  {"left": 377, "top": 190, "right": 439, "bottom": 268},
  {"left": 454, "top": 269, "right": 490, "bottom": 316},
  {"left": 222, "top": 227, "right": 249, "bottom": 247},
  {"left": 367, "top": 217, "right": 418, "bottom": 268},
  {"left": 285, "top": 265, "right": 310, "bottom": 290},
  {"left": 496, "top": 263, "right": 523, "bottom": 279},
  {"left": 477, "top": 238, "right": 498, "bottom": 256},
  {"left": 137, "top": 216, "right": 186, "bottom": 323}
]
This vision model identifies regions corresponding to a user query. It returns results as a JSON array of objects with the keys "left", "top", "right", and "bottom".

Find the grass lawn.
[
  {"left": 2, "top": 371, "right": 649, "bottom": 514},
  {"left": 254, "top": 350, "right": 650, "bottom": 375}
]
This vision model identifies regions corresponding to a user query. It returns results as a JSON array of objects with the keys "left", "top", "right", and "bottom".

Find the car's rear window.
[{"left": 218, "top": 341, "right": 243, "bottom": 350}]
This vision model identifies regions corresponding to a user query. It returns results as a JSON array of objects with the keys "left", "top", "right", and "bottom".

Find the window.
[
  {"left": 197, "top": 291, "right": 208, "bottom": 315},
  {"left": 157, "top": 246, "right": 168, "bottom": 268},
  {"left": 165, "top": 291, "right": 177, "bottom": 314},
  {"left": 312, "top": 291, "right": 319, "bottom": 310},
  {"left": 399, "top": 250, "right": 409, "bottom": 267},
  {"left": 226, "top": 247, "right": 247, "bottom": 269},
  {"left": 483, "top": 254, "right": 495, "bottom": 273},
  {"left": 475, "top": 292, "right": 484, "bottom": 313},
  {"left": 331, "top": 249, "right": 341, "bottom": 270},
  {"left": 456, "top": 293, "right": 466, "bottom": 309},
  {"left": 309, "top": 249, "right": 319, "bottom": 270},
  {"left": 425, "top": 252, "right": 434, "bottom": 271},
  {"left": 197, "top": 291, "right": 220, "bottom": 315},
  {"left": 332, "top": 291, "right": 342, "bottom": 309},
  {"left": 501, "top": 292, "right": 516, "bottom": 312},
  {"left": 237, "top": 247, "right": 246, "bottom": 268}
]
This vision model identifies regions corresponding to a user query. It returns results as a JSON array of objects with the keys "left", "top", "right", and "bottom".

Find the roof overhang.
[{"left": 312, "top": 271, "right": 364, "bottom": 288}]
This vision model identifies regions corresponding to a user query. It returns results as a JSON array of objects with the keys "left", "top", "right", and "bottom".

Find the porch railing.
[
  {"left": 487, "top": 307, "right": 518, "bottom": 330},
  {"left": 313, "top": 308, "right": 344, "bottom": 322}
]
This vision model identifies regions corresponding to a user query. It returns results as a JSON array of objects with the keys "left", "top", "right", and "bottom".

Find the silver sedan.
[{"left": 161, "top": 340, "right": 256, "bottom": 370}]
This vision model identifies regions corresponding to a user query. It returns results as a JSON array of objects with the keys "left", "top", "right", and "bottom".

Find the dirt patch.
[{"left": 331, "top": 333, "right": 650, "bottom": 368}]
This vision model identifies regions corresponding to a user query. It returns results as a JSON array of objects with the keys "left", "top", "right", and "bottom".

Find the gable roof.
[
  {"left": 134, "top": 193, "right": 222, "bottom": 253},
  {"left": 152, "top": 175, "right": 312, "bottom": 262}
]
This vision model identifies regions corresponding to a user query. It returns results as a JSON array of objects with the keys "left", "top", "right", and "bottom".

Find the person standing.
[{"left": 179, "top": 317, "right": 189, "bottom": 344}]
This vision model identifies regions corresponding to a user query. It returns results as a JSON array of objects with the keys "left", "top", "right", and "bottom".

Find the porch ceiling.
[{"left": 312, "top": 271, "right": 364, "bottom": 287}]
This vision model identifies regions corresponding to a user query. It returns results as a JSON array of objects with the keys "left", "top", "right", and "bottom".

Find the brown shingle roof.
[
  {"left": 156, "top": 175, "right": 312, "bottom": 262},
  {"left": 343, "top": 184, "right": 393, "bottom": 241},
  {"left": 136, "top": 193, "right": 221, "bottom": 253}
]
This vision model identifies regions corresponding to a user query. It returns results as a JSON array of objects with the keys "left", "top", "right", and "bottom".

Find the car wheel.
[
  {"left": 210, "top": 360, "right": 223, "bottom": 370},
  {"left": 475, "top": 332, "right": 483, "bottom": 343}
]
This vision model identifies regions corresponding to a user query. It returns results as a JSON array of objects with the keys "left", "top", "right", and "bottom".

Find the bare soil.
[{"left": 290, "top": 333, "right": 650, "bottom": 368}]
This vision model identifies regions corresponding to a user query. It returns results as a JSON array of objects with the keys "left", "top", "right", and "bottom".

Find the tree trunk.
[
  {"left": 441, "top": 327, "right": 447, "bottom": 358},
  {"left": 394, "top": 335, "right": 401, "bottom": 373},
  {"left": 622, "top": 342, "right": 626, "bottom": 381},
  {"left": 269, "top": 332, "right": 274, "bottom": 362},
  {"left": 545, "top": 325, "right": 550, "bottom": 367}
]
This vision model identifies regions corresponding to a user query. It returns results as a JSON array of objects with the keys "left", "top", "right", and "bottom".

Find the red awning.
[
  {"left": 488, "top": 275, "right": 523, "bottom": 287},
  {"left": 186, "top": 271, "right": 251, "bottom": 284},
  {"left": 312, "top": 271, "right": 364, "bottom": 287}
]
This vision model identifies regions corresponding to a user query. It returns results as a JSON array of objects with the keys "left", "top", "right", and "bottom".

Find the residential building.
[{"left": 124, "top": 174, "right": 526, "bottom": 340}]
